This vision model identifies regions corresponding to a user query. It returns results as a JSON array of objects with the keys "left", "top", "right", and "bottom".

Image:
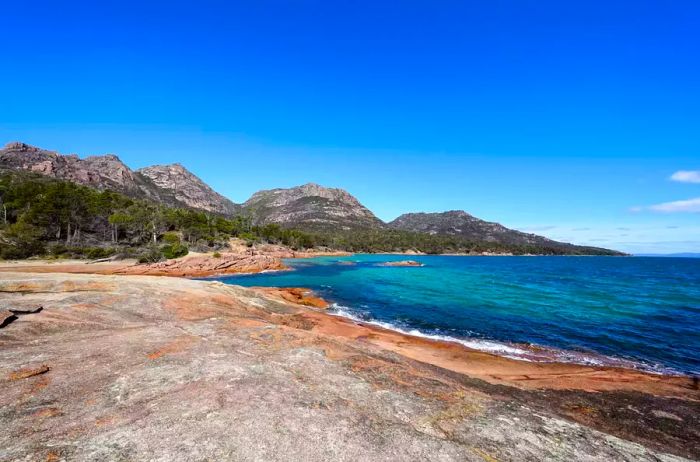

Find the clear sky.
[{"left": 1, "top": 1, "right": 698, "bottom": 253}]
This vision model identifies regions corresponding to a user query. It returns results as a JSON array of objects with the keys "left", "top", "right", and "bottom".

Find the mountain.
[
  {"left": 0, "top": 141, "right": 161, "bottom": 198},
  {"left": 137, "top": 164, "right": 240, "bottom": 215},
  {"left": 0, "top": 142, "right": 234, "bottom": 214},
  {"left": 242, "top": 183, "right": 384, "bottom": 230},
  {"left": 1, "top": 142, "right": 622, "bottom": 254},
  {"left": 389, "top": 210, "right": 618, "bottom": 253}
]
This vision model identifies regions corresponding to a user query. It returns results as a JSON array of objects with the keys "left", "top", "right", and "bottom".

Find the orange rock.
[
  {"left": 257, "top": 287, "right": 330, "bottom": 309},
  {"left": 116, "top": 253, "right": 288, "bottom": 277},
  {"left": 8, "top": 364, "right": 50, "bottom": 381}
]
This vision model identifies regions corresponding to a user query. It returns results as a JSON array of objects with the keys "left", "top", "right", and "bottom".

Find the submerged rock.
[{"left": 378, "top": 260, "right": 424, "bottom": 267}]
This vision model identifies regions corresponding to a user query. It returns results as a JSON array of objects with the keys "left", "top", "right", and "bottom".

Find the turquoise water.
[{"left": 212, "top": 255, "right": 700, "bottom": 375}]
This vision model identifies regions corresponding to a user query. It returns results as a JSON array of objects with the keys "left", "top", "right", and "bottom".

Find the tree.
[{"left": 108, "top": 212, "right": 133, "bottom": 243}]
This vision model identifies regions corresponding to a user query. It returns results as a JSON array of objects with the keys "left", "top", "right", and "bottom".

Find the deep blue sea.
[{"left": 212, "top": 255, "right": 700, "bottom": 375}]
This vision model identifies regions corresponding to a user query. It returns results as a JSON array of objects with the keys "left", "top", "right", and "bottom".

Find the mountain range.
[{"left": 0, "top": 142, "right": 618, "bottom": 254}]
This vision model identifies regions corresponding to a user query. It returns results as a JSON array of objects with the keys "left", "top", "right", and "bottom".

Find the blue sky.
[{"left": 1, "top": 1, "right": 698, "bottom": 253}]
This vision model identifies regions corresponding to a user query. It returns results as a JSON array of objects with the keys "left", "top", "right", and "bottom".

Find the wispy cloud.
[
  {"left": 670, "top": 170, "right": 700, "bottom": 183},
  {"left": 646, "top": 197, "right": 700, "bottom": 213}
]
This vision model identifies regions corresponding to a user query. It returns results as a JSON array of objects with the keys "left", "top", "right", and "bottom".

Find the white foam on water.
[
  {"left": 327, "top": 302, "right": 671, "bottom": 373},
  {"left": 328, "top": 303, "right": 530, "bottom": 358}
]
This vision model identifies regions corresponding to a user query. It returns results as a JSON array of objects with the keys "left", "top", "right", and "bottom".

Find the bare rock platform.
[{"left": 0, "top": 272, "right": 697, "bottom": 461}]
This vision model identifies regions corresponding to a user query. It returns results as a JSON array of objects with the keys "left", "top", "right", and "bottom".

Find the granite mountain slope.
[
  {"left": 0, "top": 142, "right": 234, "bottom": 215},
  {"left": 0, "top": 142, "right": 169, "bottom": 203},
  {"left": 242, "top": 182, "right": 384, "bottom": 230},
  {"left": 137, "top": 163, "right": 240, "bottom": 215}
]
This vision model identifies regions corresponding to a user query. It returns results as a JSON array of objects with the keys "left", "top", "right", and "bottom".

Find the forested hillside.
[
  {"left": 0, "top": 171, "right": 314, "bottom": 261},
  {"left": 0, "top": 171, "right": 622, "bottom": 259}
]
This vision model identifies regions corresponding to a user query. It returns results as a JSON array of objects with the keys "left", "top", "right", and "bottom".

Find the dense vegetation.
[
  {"left": 0, "top": 171, "right": 620, "bottom": 260},
  {"left": 0, "top": 171, "right": 316, "bottom": 261},
  {"left": 311, "top": 228, "right": 620, "bottom": 256}
]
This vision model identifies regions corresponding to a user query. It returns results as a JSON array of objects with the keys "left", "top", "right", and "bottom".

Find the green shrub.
[
  {"left": 212, "top": 251, "right": 221, "bottom": 258},
  {"left": 1, "top": 222, "right": 45, "bottom": 258},
  {"left": 48, "top": 243, "right": 70, "bottom": 258},
  {"left": 84, "top": 247, "right": 116, "bottom": 259},
  {"left": 161, "top": 243, "right": 188, "bottom": 259},
  {"left": 161, "top": 231, "right": 181, "bottom": 245},
  {"left": 138, "top": 245, "right": 164, "bottom": 263}
]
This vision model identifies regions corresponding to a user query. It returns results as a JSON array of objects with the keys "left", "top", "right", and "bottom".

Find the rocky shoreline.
[
  {"left": 0, "top": 258, "right": 698, "bottom": 460},
  {"left": 0, "top": 246, "right": 351, "bottom": 278}
]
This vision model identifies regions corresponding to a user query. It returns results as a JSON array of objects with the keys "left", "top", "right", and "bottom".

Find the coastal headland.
[{"left": 0, "top": 253, "right": 698, "bottom": 461}]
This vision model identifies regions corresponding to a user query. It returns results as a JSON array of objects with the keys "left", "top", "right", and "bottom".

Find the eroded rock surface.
[
  {"left": 114, "top": 253, "right": 286, "bottom": 277},
  {"left": 0, "top": 273, "right": 697, "bottom": 461}
]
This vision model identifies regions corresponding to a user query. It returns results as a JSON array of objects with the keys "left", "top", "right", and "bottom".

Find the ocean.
[{"left": 212, "top": 255, "right": 700, "bottom": 375}]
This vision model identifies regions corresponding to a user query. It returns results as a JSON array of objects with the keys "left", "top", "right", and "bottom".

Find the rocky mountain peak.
[
  {"left": 0, "top": 142, "right": 139, "bottom": 189},
  {"left": 4, "top": 141, "right": 43, "bottom": 152},
  {"left": 137, "top": 164, "right": 240, "bottom": 215},
  {"left": 1, "top": 142, "right": 193, "bottom": 208},
  {"left": 243, "top": 183, "right": 383, "bottom": 230}
]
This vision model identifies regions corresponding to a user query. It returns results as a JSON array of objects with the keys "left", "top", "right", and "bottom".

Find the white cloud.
[
  {"left": 648, "top": 197, "right": 700, "bottom": 213},
  {"left": 670, "top": 170, "right": 700, "bottom": 183}
]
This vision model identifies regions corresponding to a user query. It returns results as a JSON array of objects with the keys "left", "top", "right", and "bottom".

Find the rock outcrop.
[
  {"left": 0, "top": 271, "right": 697, "bottom": 461},
  {"left": 115, "top": 253, "right": 286, "bottom": 277},
  {"left": 137, "top": 163, "right": 240, "bottom": 215},
  {"left": 0, "top": 142, "right": 183, "bottom": 206},
  {"left": 242, "top": 182, "right": 384, "bottom": 230}
]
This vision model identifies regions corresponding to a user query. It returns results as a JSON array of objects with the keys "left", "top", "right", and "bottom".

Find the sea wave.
[{"left": 327, "top": 302, "right": 675, "bottom": 374}]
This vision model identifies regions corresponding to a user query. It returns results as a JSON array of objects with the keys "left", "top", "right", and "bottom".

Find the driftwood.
[{"left": 86, "top": 257, "right": 117, "bottom": 264}]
